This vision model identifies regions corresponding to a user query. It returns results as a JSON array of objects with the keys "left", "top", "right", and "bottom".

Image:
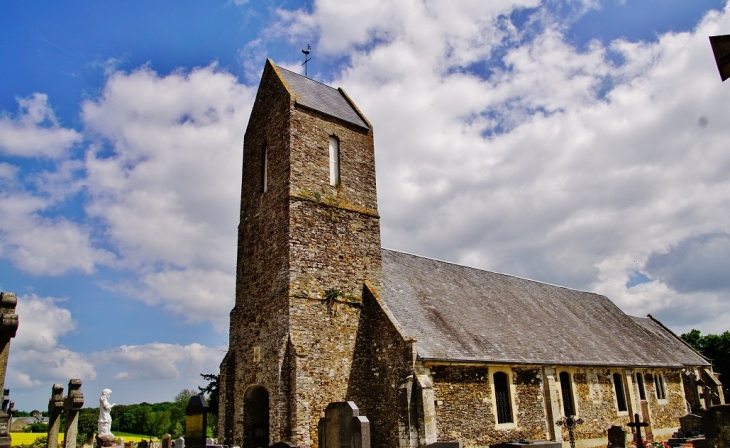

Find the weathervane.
[{"left": 302, "top": 44, "right": 313, "bottom": 78}]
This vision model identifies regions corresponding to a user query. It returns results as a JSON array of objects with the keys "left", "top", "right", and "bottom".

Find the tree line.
[{"left": 681, "top": 329, "right": 730, "bottom": 402}]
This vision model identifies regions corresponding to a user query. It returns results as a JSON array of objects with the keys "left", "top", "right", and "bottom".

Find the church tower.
[{"left": 219, "top": 60, "right": 382, "bottom": 448}]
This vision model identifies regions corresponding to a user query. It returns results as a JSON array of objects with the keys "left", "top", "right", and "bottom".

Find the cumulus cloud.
[
  {"left": 80, "top": 65, "right": 255, "bottom": 323},
  {"left": 0, "top": 93, "right": 82, "bottom": 158},
  {"left": 0, "top": 192, "right": 113, "bottom": 275},
  {"left": 273, "top": 0, "right": 730, "bottom": 333},
  {"left": 7, "top": 295, "right": 96, "bottom": 388},
  {"left": 92, "top": 342, "right": 224, "bottom": 382}
]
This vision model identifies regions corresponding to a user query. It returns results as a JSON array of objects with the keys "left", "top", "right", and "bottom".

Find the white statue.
[{"left": 98, "top": 389, "right": 116, "bottom": 436}]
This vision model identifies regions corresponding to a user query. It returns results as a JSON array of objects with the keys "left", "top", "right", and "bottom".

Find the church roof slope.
[
  {"left": 275, "top": 64, "right": 370, "bottom": 130},
  {"left": 630, "top": 315, "right": 708, "bottom": 366},
  {"left": 381, "top": 249, "right": 710, "bottom": 368}
]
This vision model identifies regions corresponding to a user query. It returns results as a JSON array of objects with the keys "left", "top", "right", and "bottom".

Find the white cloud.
[
  {"left": 80, "top": 65, "right": 255, "bottom": 323},
  {"left": 274, "top": 0, "right": 730, "bottom": 333},
  {"left": 0, "top": 192, "right": 113, "bottom": 275},
  {"left": 7, "top": 295, "right": 96, "bottom": 389},
  {"left": 92, "top": 342, "right": 224, "bottom": 382},
  {"left": 0, "top": 93, "right": 82, "bottom": 158}
]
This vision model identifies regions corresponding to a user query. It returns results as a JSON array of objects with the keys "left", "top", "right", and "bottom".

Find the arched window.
[
  {"left": 636, "top": 372, "right": 647, "bottom": 400},
  {"left": 560, "top": 371, "right": 576, "bottom": 416},
  {"left": 613, "top": 373, "right": 628, "bottom": 412},
  {"left": 654, "top": 373, "right": 666, "bottom": 400},
  {"left": 329, "top": 136, "right": 340, "bottom": 186},
  {"left": 261, "top": 144, "right": 268, "bottom": 193},
  {"left": 493, "top": 371, "right": 513, "bottom": 424}
]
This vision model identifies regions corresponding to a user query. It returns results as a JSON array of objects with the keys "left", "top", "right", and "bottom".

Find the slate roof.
[
  {"left": 275, "top": 64, "right": 370, "bottom": 130},
  {"left": 630, "top": 315, "right": 709, "bottom": 366},
  {"left": 381, "top": 249, "right": 709, "bottom": 368}
]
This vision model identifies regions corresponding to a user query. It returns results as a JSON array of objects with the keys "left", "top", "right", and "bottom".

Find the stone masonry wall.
[
  {"left": 346, "top": 285, "right": 414, "bottom": 448},
  {"left": 430, "top": 365, "right": 547, "bottom": 447},
  {"left": 221, "top": 60, "right": 294, "bottom": 446},
  {"left": 286, "top": 93, "right": 382, "bottom": 447},
  {"left": 644, "top": 370, "right": 687, "bottom": 432}
]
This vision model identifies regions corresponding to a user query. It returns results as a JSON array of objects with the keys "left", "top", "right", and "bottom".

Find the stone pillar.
[
  {"left": 0, "top": 389, "right": 14, "bottom": 448},
  {"left": 0, "top": 293, "right": 18, "bottom": 394},
  {"left": 64, "top": 379, "right": 85, "bottom": 448},
  {"left": 542, "top": 367, "right": 563, "bottom": 442},
  {"left": 0, "top": 292, "right": 18, "bottom": 448},
  {"left": 47, "top": 384, "right": 65, "bottom": 448}
]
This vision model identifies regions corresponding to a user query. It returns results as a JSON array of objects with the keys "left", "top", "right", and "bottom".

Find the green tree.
[
  {"left": 76, "top": 412, "right": 97, "bottom": 447},
  {"left": 24, "top": 422, "right": 48, "bottom": 433},
  {"left": 199, "top": 373, "right": 219, "bottom": 436},
  {"left": 681, "top": 329, "right": 730, "bottom": 402}
]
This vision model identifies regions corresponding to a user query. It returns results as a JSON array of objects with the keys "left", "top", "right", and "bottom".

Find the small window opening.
[
  {"left": 613, "top": 373, "right": 628, "bottom": 412},
  {"left": 261, "top": 144, "right": 268, "bottom": 193},
  {"left": 560, "top": 371, "right": 576, "bottom": 416},
  {"left": 654, "top": 373, "right": 666, "bottom": 400},
  {"left": 636, "top": 373, "right": 647, "bottom": 400},
  {"left": 329, "top": 136, "right": 340, "bottom": 186},
  {"left": 493, "top": 371, "right": 513, "bottom": 424}
]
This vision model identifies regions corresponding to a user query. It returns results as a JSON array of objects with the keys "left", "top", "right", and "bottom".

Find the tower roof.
[{"left": 273, "top": 62, "right": 370, "bottom": 130}]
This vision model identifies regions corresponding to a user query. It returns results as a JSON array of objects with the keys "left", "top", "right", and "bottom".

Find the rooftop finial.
[{"left": 302, "top": 44, "right": 313, "bottom": 78}]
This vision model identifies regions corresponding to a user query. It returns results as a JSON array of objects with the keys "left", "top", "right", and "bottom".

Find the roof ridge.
[
  {"left": 647, "top": 314, "right": 712, "bottom": 363},
  {"left": 275, "top": 64, "right": 342, "bottom": 93},
  {"left": 381, "top": 247, "right": 605, "bottom": 297}
]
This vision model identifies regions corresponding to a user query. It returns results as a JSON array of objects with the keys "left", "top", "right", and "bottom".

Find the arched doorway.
[{"left": 243, "top": 385, "right": 269, "bottom": 448}]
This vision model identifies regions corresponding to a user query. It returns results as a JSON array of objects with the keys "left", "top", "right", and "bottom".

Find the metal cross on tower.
[{"left": 302, "top": 44, "right": 312, "bottom": 78}]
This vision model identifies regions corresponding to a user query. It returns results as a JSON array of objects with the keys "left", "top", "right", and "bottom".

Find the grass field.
[{"left": 10, "top": 432, "right": 158, "bottom": 447}]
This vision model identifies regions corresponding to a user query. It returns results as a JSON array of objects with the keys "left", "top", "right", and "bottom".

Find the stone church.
[{"left": 218, "top": 59, "right": 724, "bottom": 448}]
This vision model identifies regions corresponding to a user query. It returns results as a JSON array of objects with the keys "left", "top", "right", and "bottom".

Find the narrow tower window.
[
  {"left": 493, "top": 371, "right": 513, "bottom": 424},
  {"left": 613, "top": 373, "right": 628, "bottom": 412},
  {"left": 329, "top": 136, "right": 340, "bottom": 186},
  {"left": 261, "top": 144, "right": 268, "bottom": 193},
  {"left": 560, "top": 371, "right": 576, "bottom": 416}
]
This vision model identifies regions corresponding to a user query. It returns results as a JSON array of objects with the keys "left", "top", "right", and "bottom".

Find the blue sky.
[{"left": 2, "top": 0, "right": 730, "bottom": 410}]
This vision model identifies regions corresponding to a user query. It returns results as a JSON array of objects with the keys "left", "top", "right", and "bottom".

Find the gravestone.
[
  {"left": 176, "top": 437, "right": 185, "bottom": 448},
  {"left": 162, "top": 435, "right": 172, "bottom": 448},
  {"left": 607, "top": 425, "right": 627, "bottom": 448},
  {"left": 0, "top": 292, "right": 18, "bottom": 448},
  {"left": 138, "top": 441, "right": 148, "bottom": 448},
  {"left": 64, "top": 379, "right": 84, "bottom": 448},
  {"left": 424, "top": 442, "right": 463, "bottom": 448},
  {"left": 701, "top": 404, "right": 730, "bottom": 444},
  {"left": 0, "top": 390, "right": 14, "bottom": 448},
  {"left": 124, "top": 442, "right": 133, "bottom": 448},
  {"left": 47, "top": 384, "right": 65, "bottom": 448},
  {"left": 185, "top": 395, "right": 207, "bottom": 448},
  {"left": 317, "top": 401, "right": 370, "bottom": 448}
]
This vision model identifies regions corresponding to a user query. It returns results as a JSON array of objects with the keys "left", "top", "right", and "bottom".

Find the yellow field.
[
  {"left": 10, "top": 433, "right": 157, "bottom": 446},
  {"left": 10, "top": 433, "right": 63, "bottom": 446}
]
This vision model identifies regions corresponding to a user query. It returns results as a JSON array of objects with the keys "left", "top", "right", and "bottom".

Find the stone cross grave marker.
[
  {"left": 627, "top": 413, "right": 649, "bottom": 448},
  {"left": 0, "top": 292, "right": 18, "bottom": 448},
  {"left": 47, "top": 384, "right": 65, "bottom": 448},
  {"left": 64, "top": 379, "right": 84, "bottom": 448},
  {"left": 0, "top": 389, "right": 14, "bottom": 448}
]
